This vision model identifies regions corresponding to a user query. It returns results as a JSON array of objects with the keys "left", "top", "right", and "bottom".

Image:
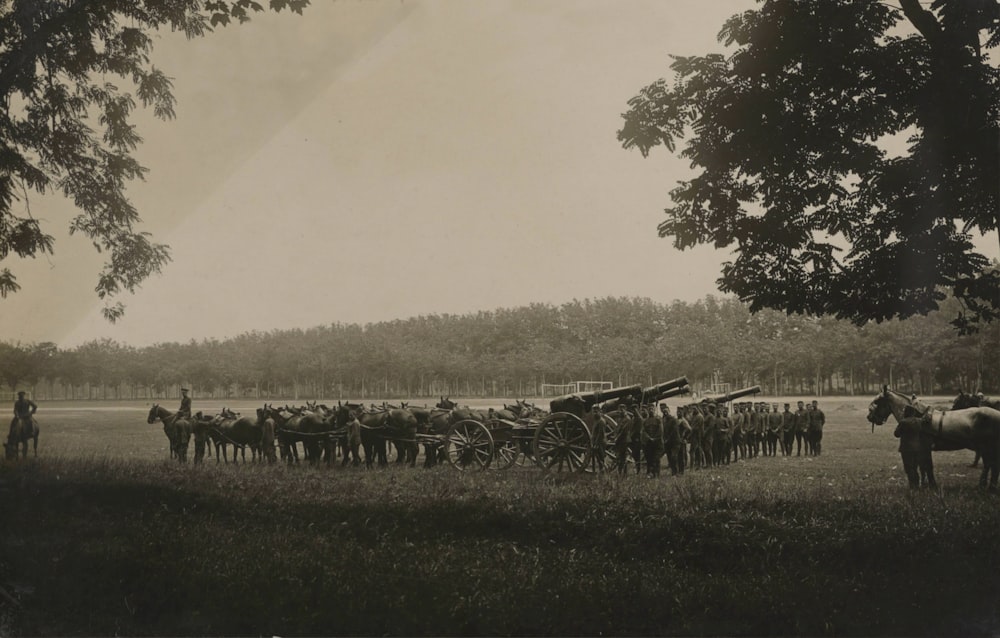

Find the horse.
[
  {"left": 356, "top": 407, "right": 389, "bottom": 468},
  {"left": 867, "top": 386, "right": 1000, "bottom": 490},
  {"left": 294, "top": 406, "right": 338, "bottom": 466},
  {"left": 147, "top": 405, "right": 193, "bottom": 463},
  {"left": 5, "top": 415, "right": 39, "bottom": 460},
  {"left": 952, "top": 392, "right": 1000, "bottom": 467},
  {"left": 208, "top": 408, "right": 267, "bottom": 463}
]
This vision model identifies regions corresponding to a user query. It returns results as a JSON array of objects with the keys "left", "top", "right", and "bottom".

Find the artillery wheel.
[
  {"left": 584, "top": 414, "right": 622, "bottom": 473},
  {"left": 533, "top": 412, "right": 592, "bottom": 472},
  {"left": 445, "top": 420, "right": 494, "bottom": 471},
  {"left": 486, "top": 419, "right": 520, "bottom": 470}
]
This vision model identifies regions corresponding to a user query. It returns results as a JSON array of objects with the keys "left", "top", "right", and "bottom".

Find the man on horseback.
[
  {"left": 11, "top": 390, "right": 37, "bottom": 432},
  {"left": 178, "top": 388, "right": 192, "bottom": 419}
]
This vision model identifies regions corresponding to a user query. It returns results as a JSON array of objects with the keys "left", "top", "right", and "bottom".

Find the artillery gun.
[
  {"left": 686, "top": 385, "right": 762, "bottom": 412},
  {"left": 600, "top": 377, "right": 690, "bottom": 413},
  {"left": 548, "top": 383, "right": 643, "bottom": 418}
]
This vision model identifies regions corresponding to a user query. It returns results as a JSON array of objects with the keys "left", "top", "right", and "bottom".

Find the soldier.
[
  {"left": 660, "top": 404, "right": 682, "bottom": 475},
  {"left": 675, "top": 406, "right": 691, "bottom": 473},
  {"left": 614, "top": 404, "right": 633, "bottom": 476},
  {"left": 641, "top": 406, "right": 664, "bottom": 477},
  {"left": 10, "top": 390, "right": 37, "bottom": 434},
  {"left": 715, "top": 405, "right": 732, "bottom": 465},
  {"left": 701, "top": 403, "right": 716, "bottom": 467},
  {"left": 766, "top": 403, "right": 782, "bottom": 457},
  {"left": 734, "top": 403, "right": 744, "bottom": 459},
  {"left": 781, "top": 403, "right": 795, "bottom": 456},
  {"left": 744, "top": 403, "right": 757, "bottom": 458},
  {"left": 808, "top": 400, "right": 826, "bottom": 456},
  {"left": 589, "top": 405, "right": 607, "bottom": 473},
  {"left": 687, "top": 405, "right": 705, "bottom": 469},
  {"left": 794, "top": 400, "right": 809, "bottom": 456},
  {"left": 179, "top": 387, "right": 192, "bottom": 419}
]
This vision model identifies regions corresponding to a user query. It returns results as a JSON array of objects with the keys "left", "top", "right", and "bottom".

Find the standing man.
[
  {"left": 766, "top": 403, "right": 782, "bottom": 457},
  {"left": 589, "top": 405, "right": 607, "bottom": 473},
  {"left": 794, "top": 400, "right": 808, "bottom": 456},
  {"left": 614, "top": 404, "right": 633, "bottom": 476},
  {"left": 661, "top": 404, "right": 682, "bottom": 476},
  {"left": 687, "top": 405, "right": 704, "bottom": 469},
  {"left": 675, "top": 406, "right": 691, "bottom": 474},
  {"left": 11, "top": 390, "right": 37, "bottom": 432},
  {"left": 808, "top": 400, "right": 826, "bottom": 456},
  {"left": 641, "top": 406, "right": 664, "bottom": 477},
  {"left": 781, "top": 403, "right": 795, "bottom": 456},
  {"left": 178, "top": 388, "right": 192, "bottom": 419}
]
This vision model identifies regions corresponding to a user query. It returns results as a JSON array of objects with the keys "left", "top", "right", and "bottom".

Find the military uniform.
[
  {"left": 794, "top": 402, "right": 808, "bottom": 455},
  {"left": 780, "top": 404, "right": 795, "bottom": 456},
  {"left": 178, "top": 389, "right": 192, "bottom": 419},
  {"left": 641, "top": 409, "right": 664, "bottom": 477},
  {"left": 10, "top": 392, "right": 37, "bottom": 433},
  {"left": 808, "top": 401, "right": 826, "bottom": 456}
]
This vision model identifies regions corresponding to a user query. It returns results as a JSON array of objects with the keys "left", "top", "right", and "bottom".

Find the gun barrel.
[
  {"left": 640, "top": 377, "right": 689, "bottom": 401},
  {"left": 549, "top": 384, "right": 643, "bottom": 416},
  {"left": 705, "top": 385, "right": 762, "bottom": 404},
  {"left": 655, "top": 386, "right": 691, "bottom": 401}
]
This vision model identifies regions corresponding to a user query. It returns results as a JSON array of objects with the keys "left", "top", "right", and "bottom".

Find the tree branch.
[{"left": 899, "top": 0, "right": 945, "bottom": 48}]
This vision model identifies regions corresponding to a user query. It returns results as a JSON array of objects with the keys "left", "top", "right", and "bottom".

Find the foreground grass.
[{"left": 2, "top": 454, "right": 999, "bottom": 637}]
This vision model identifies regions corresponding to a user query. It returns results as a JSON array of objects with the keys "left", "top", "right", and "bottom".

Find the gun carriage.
[{"left": 446, "top": 379, "right": 692, "bottom": 473}]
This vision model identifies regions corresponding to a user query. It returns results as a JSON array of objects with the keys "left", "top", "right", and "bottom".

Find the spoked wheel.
[
  {"left": 533, "top": 412, "right": 592, "bottom": 472},
  {"left": 583, "top": 414, "right": 619, "bottom": 474},
  {"left": 445, "top": 420, "right": 494, "bottom": 471},
  {"left": 486, "top": 419, "right": 519, "bottom": 470}
]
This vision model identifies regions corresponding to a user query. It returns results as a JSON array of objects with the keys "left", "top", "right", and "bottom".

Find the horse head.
[
  {"left": 437, "top": 396, "right": 457, "bottom": 410},
  {"left": 147, "top": 404, "right": 161, "bottom": 424}
]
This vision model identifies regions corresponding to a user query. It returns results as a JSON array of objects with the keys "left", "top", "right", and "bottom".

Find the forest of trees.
[{"left": 1, "top": 294, "right": 996, "bottom": 402}]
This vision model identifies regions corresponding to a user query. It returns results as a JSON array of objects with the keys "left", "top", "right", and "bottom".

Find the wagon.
[{"left": 438, "top": 377, "right": 691, "bottom": 472}]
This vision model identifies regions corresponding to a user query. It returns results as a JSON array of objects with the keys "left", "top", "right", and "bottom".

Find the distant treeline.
[{"left": 1, "top": 295, "right": 997, "bottom": 401}]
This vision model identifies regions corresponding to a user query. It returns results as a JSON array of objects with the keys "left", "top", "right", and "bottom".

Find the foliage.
[
  {"left": 1, "top": 294, "right": 997, "bottom": 400},
  {"left": 619, "top": 0, "right": 1000, "bottom": 332},
  {"left": 0, "top": 0, "right": 308, "bottom": 320}
]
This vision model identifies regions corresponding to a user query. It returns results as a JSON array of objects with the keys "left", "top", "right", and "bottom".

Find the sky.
[{"left": 1, "top": 0, "right": 995, "bottom": 348}]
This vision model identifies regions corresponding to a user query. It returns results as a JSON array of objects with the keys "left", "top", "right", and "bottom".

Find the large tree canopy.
[
  {"left": 0, "top": 0, "right": 307, "bottom": 320},
  {"left": 619, "top": 0, "right": 1000, "bottom": 332}
]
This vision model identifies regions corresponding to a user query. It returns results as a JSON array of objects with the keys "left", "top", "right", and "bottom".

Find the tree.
[
  {"left": 0, "top": 0, "right": 308, "bottom": 320},
  {"left": 619, "top": 0, "right": 1000, "bottom": 332}
]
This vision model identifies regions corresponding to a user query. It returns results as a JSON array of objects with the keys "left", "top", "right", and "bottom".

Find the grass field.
[{"left": 1, "top": 396, "right": 999, "bottom": 636}]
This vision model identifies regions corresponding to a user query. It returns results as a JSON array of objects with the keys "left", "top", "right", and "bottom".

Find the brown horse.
[
  {"left": 147, "top": 405, "right": 193, "bottom": 463},
  {"left": 867, "top": 386, "right": 1000, "bottom": 490},
  {"left": 5, "top": 415, "right": 39, "bottom": 460}
]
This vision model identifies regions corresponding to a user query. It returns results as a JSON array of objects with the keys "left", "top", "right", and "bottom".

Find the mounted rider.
[
  {"left": 178, "top": 388, "right": 192, "bottom": 419},
  {"left": 11, "top": 390, "right": 37, "bottom": 433}
]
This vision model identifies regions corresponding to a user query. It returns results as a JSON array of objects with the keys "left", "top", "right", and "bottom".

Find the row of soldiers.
[{"left": 594, "top": 399, "right": 826, "bottom": 477}]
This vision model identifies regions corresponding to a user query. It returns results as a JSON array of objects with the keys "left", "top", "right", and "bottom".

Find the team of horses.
[{"left": 142, "top": 397, "right": 545, "bottom": 469}]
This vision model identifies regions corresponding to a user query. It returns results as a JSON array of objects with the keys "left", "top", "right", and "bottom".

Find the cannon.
[
  {"left": 690, "top": 385, "right": 762, "bottom": 408},
  {"left": 548, "top": 383, "right": 643, "bottom": 418},
  {"left": 642, "top": 376, "right": 689, "bottom": 403},
  {"left": 601, "top": 377, "right": 691, "bottom": 412},
  {"left": 655, "top": 385, "right": 691, "bottom": 401}
]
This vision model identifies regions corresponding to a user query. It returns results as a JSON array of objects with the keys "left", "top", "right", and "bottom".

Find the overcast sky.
[{"left": 2, "top": 1, "right": 995, "bottom": 348}]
